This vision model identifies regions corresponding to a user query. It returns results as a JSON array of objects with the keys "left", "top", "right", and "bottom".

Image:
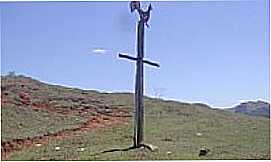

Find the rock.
[
  {"left": 55, "top": 146, "right": 60, "bottom": 151},
  {"left": 199, "top": 147, "right": 210, "bottom": 156},
  {"left": 78, "top": 147, "right": 85, "bottom": 152},
  {"left": 144, "top": 143, "right": 158, "bottom": 152},
  {"left": 152, "top": 146, "right": 159, "bottom": 152},
  {"left": 104, "top": 109, "right": 113, "bottom": 113},
  {"left": 167, "top": 151, "right": 172, "bottom": 155},
  {"left": 35, "top": 143, "right": 42, "bottom": 147},
  {"left": 196, "top": 133, "right": 202, "bottom": 137}
]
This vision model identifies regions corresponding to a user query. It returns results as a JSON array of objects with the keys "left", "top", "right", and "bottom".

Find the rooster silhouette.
[
  {"left": 139, "top": 4, "right": 152, "bottom": 28},
  {"left": 130, "top": 1, "right": 152, "bottom": 28}
]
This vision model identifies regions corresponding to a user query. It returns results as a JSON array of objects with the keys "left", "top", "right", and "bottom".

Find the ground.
[{"left": 1, "top": 75, "right": 270, "bottom": 160}]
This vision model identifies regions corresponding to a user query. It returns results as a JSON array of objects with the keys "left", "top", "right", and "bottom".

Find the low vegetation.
[{"left": 1, "top": 75, "right": 270, "bottom": 160}]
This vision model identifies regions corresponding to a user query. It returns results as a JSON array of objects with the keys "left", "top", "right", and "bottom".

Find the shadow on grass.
[
  {"left": 90, "top": 145, "right": 136, "bottom": 156},
  {"left": 91, "top": 143, "right": 155, "bottom": 157}
]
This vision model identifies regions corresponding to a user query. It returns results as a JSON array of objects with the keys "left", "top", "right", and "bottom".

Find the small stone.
[
  {"left": 35, "top": 143, "right": 42, "bottom": 147},
  {"left": 196, "top": 133, "right": 202, "bottom": 136},
  {"left": 78, "top": 147, "right": 85, "bottom": 152},
  {"left": 199, "top": 147, "right": 210, "bottom": 156},
  {"left": 148, "top": 144, "right": 158, "bottom": 152},
  {"left": 167, "top": 151, "right": 172, "bottom": 155},
  {"left": 55, "top": 146, "right": 60, "bottom": 151}
]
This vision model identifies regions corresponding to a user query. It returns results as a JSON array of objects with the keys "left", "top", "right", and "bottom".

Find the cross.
[{"left": 118, "top": 1, "right": 160, "bottom": 148}]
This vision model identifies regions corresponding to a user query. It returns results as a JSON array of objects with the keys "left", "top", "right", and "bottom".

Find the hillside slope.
[
  {"left": 1, "top": 75, "right": 270, "bottom": 160},
  {"left": 228, "top": 101, "right": 270, "bottom": 118}
]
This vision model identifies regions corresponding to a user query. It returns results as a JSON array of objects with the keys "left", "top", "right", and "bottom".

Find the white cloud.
[{"left": 92, "top": 48, "right": 107, "bottom": 54}]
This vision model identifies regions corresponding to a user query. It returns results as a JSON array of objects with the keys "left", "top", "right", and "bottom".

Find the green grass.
[
  {"left": 8, "top": 99, "right": 270, "bottom": 160},
  {"left": 1, "top": 105, "right": 86, "bottom": 142},
  {"left": 1, "top": 75, "right": 270, "bottom": 160},
  {"left": 1, "top": 75, "right": 103, "bottom": 142}
]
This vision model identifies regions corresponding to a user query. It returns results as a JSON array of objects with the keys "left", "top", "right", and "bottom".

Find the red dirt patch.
[{"left": 19, "top": 92, "right": 31, "bottom": 105}]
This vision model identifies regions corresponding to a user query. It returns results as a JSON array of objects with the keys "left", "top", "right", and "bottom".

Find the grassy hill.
[{"left": 1, "top": 75, "right": 270, "bottom": 160}]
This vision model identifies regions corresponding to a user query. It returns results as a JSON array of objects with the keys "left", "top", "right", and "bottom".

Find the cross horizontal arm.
[
  {"left": 119, "top": 53, "right": 137, "bottom": 61},
  {"left": 118, "top": 53, "right": 160, "bottom": 68},
  {"left": 143, "top": 59, "right": 160, "bottom": 68}
]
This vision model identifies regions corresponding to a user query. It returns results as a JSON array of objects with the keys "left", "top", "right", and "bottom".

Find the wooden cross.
[{"left": 119, "top": 1, "right": 159, "bottom": 148}]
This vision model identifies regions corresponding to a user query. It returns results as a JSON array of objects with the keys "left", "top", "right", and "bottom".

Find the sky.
[{"left": 1, "top": 0, "right": 269, "bottom": 108}]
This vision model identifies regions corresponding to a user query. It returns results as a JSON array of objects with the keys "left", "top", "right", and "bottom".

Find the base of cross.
[
  {"left": 91, "top": 143, "right": 159, "bottom": 156},
  {"left": 134, "top": 143, "right": 159, "bottom": 152}
]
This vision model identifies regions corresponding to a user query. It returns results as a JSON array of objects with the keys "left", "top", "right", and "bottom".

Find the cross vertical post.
[
  {"left": 119, "top": 1, "right": 159, "bottom": 148},
  {"left": 135, "top": 19, "right": 144, "bottom": 146}
]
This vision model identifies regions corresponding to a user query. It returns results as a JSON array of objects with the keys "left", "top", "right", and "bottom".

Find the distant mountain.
[{"left": 228, "top": 101, "right": 270, "bottom": 118}]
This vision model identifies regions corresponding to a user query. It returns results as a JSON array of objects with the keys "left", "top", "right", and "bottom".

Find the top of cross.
[{"left": 130, "top": 1, "right": 152, "bottom": 27}]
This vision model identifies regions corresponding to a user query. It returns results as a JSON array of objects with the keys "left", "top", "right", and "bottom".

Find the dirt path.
[{"left": 1, "top": 114, "right": 129, "bottom": 160}]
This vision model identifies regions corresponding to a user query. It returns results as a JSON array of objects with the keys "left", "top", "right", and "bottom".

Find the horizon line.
[{"left": 1, "top": 72, "right": 269, "bottom": 109}]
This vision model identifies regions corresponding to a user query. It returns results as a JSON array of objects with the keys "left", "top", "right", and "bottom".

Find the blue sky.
[{"left": 1, "top": 1, "right": 269, "bottom": 108}]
